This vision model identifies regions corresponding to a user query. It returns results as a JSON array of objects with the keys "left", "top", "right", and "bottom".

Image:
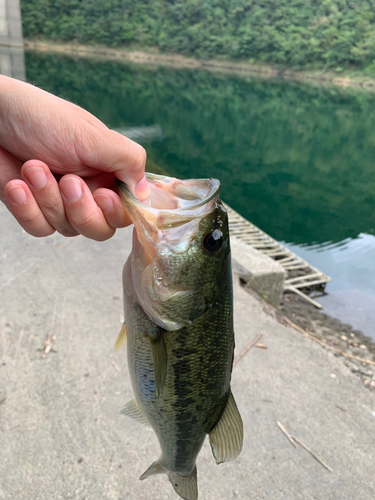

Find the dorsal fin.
[
  {"left": 209, "top": 390, "right": 243, "bottom": 464},
  {"left": 119, "top": 398, "right": 151, "bottom": 429}
]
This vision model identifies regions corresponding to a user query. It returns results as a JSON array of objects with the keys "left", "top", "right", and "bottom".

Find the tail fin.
[
  {"left": 168, "top": 467, "right": 198, "bottom": 500},
  {"left": 140, "top": 461, "right": 198, "bottom": 500}
]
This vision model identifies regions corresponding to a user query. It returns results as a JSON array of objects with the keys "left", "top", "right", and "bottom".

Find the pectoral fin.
[
  {"left": 209, "top": 390, "right": 243, "bottom": 464},
  {"left": 113, "top": 322, "right": 127, "bottom": 353},
  {"left": 120, "top": 398, "right": 151, "bottom": 430},
  {"left": 149, "top": 333, "right": 167, "bottom": 397}
]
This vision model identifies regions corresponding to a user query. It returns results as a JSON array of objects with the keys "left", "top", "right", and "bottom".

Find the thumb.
[{"left": 81, "top": 128, "right": 150, "bottom": 201}]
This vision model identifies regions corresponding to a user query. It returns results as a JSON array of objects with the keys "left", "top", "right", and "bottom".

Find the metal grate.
[{"left": 224, "top": 203, "right": 331, "bottom": 309}]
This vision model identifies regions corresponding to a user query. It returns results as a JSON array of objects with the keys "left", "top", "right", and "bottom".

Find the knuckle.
[
  {"left": 20, "top": 210, "right": 43, "bottom": 226},
  {"left": 70, "top": 211, "right": 115, "bottom": 240},
  {"left": 69, "top": 210, "right": 96, "bottom": 231},
  {"left": 40, "top": 200, "right": 62, "bottom": 216},
  {"left": 59, "top": 228, "right": 79, "bottom": 238},
  {"left": 94, "top": 230, "right": 115, "bottom": 242},
  {"left": 25, "top": 224, "right": 55, "bottom": 238},
  {"left": 36, "top": 227, "right": 56, "bottom": 238}
]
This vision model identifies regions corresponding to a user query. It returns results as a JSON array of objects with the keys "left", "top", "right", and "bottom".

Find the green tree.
[{"left": 19, "top": 0, "right": 375, "bottom": 71}]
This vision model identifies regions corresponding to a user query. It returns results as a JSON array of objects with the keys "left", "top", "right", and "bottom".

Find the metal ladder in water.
[{"left": 224, "top": 204, "right": 331, "bottom": 309}]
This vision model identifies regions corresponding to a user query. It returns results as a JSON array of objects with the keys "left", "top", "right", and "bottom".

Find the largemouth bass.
[{"left": 116, "top": 173, "right": 243, "bottom": 500}]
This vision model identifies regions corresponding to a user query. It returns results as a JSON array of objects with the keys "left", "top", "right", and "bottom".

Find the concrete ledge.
[
  {"left": 0, "top": 46, "right": 25, "bottom": 79},
  {"left": 231, "top": 235, "right": 286, "bottom": 308},
  {"left": 0, "top": 0, "right": 23, "bottom": 47}
]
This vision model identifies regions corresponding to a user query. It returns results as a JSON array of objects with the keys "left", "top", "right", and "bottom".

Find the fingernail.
[
  {"left": 61, "top": 178, "right": 82, "bottom": 202},
  {"left": 24, "top": 167, "right": 47, "bottom": 189},
  {"left": 134, "top": 177, "right": 150, "bottom": 201},
  {"left": 7, "top": 185, "right": 27, "bottom": 205},
  {"left": 94, "top": 193, "right": 114, "bottom": 212}
]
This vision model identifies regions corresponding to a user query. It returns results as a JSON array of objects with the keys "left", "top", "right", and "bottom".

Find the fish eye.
[{"left": 202, "top": 229, "right": 223, "bottom": 254}]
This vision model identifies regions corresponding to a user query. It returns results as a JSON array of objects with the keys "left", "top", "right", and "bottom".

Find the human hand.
[{"left": 0, "top": 75, "right": 150, "bottom": 240}]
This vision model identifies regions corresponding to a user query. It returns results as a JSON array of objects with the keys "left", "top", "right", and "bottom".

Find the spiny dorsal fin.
[
  {"left": 139, "top": 460, "right": 164, "bottom": 480},
  {"left": 119, "top": 398, "right": 151, "bottom": 429},
  {"left": 209, "top": 390, "right": 243, "bottom": 464},
  {"left": 149, "top": 333, "right": 167, "bottom": 397},
  {"left": 113, "top": 322, "right": 127, "bottom": 353},
  {"left": 168, "top": 467, "right": 198, "bottom": 500}
]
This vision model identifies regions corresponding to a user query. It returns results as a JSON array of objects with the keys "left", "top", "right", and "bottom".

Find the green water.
[{"left": 25, "top": 52, "right": 375, "bottom": 339}]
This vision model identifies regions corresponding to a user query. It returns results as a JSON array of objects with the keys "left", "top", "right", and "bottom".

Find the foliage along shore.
[
  {"left": 24, "top": 40, "right": 375, "bottom": 92},
  {"left": 20, "top": 0, "right": 375, "bottom": 74}
]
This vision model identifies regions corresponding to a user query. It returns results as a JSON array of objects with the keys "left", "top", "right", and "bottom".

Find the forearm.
[
  {"left": 0, "top": 75, "right": 55, "bottom": 164},
  {"left": 0, "top": 76, "right": 24, "bottom": 155}
]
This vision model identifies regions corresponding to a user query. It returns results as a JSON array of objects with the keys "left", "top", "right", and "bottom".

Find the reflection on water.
[
  {"left": 115, "top": 125, "right": 163, "bottom": 143},
  {"left": 24, "top": 51, "right": 375, "bottom": 339}
]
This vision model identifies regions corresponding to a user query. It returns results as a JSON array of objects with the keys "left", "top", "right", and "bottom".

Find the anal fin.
[
  {"left": 209, "top": 390, "right": 243, "bottom": 464},
  {"left": 139, "top": 460, "right": 164, "bottom": 480},
  {"left": 149, "top": 333, "right": 167, "bottom": 397},
  {"left": 120, "top": 398, "right": 151, "bottom": 429},
  {"left": 113, "top": 322, "right": 127, "bottom": 353}
]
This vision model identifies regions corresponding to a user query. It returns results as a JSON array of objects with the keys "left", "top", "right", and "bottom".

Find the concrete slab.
[
  {"left": 0, "top": 203, "right": 374, "bottom": 500},
  {"left": 0, "top": 0, "right": 7, "bottom": 38},
  {"left": 231, "top": 235, "right": 286, "bottom": 307},
  {"left": 0, "top": 46, "right": 25, "bottom": 80},
  {"left": 7, "top": 19, "right": 22, "bottom": 40},
  {"left": 0, "top": 0, "right": 23, "bottom": 47}
]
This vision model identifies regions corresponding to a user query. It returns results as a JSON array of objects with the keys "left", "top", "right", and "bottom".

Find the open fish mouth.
[
  {"left": 116, "top": 173, "right": 226, "bottom": 331},
  {"left": 116, "top": 173, "right": 220, "bottom": 228},
  {"left": 116, "top": 172, "right": 222, "bottom": 256}
]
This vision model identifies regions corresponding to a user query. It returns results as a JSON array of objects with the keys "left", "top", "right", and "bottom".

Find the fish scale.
[{"left": 116, "top": 174, "right": 243, "bottom": 500}]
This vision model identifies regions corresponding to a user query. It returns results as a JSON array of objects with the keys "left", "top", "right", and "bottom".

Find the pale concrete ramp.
[{"left": 0, "top": 203, "right": 374, "bottom": 500}]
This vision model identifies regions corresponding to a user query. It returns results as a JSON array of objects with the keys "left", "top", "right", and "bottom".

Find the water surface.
[{"left": 25, "top": 52, "right": 375, "bottom": 340}]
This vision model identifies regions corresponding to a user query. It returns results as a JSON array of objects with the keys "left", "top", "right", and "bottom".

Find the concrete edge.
[{"left": 231, "top": 235, "right": 286, "bottom": 308}]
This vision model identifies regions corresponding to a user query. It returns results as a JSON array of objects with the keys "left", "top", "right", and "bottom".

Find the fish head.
[{"left": 117, "top": 173, "right": 231, "bottom": 331}]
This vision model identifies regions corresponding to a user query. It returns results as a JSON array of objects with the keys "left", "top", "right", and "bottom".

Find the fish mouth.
[
  {"left": 117, "top": 174, "right": 222, "bottom": 330},
  {"left": 118, "top": 174, "right": 226, "bottom": 331},
  {"left": 116, "top": 173, "right": 220, "bottom": 217}
]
